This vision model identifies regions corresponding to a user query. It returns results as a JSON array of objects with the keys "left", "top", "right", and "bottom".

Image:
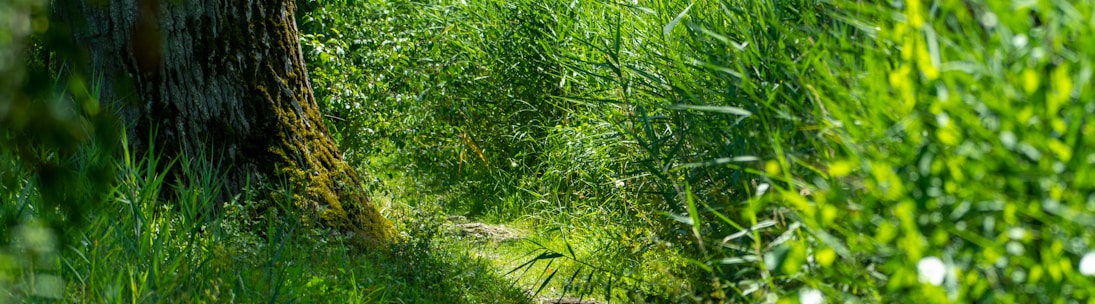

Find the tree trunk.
[{"left": 55, "top": 0, "right": 396, "bottom": 245}]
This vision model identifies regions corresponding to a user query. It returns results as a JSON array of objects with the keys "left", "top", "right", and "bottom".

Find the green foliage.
[
  {"left": 775, "top": 0, "right": 1095, "bottom": 301},
  {"left": 300, "top": 0, "right": 706, "bottom": 300},
  {"left": 557, "top": 1, "right": 839, "bottom": 301},
  {"left": 1, "top": 138, "right": 531, "bottom": 303},
  {"left": 304, "top": 0, "right": 1095, "bottom": 302},
  {"left": 300, "top": 0, "right": 596, "bottom": 217},
  {"left": 1, "top": 0, "right": 121, "bottom": 239},
  {"left": 6, "top": 0, "right": 1095, "bottom": 302}
]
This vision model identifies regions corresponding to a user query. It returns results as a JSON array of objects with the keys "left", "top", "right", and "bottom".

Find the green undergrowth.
[
  {"left": 300, "top": 1, "right": 701, "bottom": 299},
  {"left": 0, "top": 139, "right": 531, "bottom": 303},
  {"left": 300, "top": 0, "right": 811, "bottom": 301},
  {"left": 6, "top": 0, "right": 1095, "bottom": 302},
  {"left": 302, "top": 0, "right": 1095, "bottom": 302}
]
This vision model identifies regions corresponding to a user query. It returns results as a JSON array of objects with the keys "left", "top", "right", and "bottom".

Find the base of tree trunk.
[{"left": 55, "top": 0, "right": 398, "bottom": 246}]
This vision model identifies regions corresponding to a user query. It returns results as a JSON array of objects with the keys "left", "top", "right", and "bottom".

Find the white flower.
[
  {"left": 799, "top": 288, "right": 824, "bottom": 304},
  {"left": 918, "top": 256, "right": 947, "bottom": 286},
  {"left": 1080, "top": 252, "right": 1095, "bottom": 276}
]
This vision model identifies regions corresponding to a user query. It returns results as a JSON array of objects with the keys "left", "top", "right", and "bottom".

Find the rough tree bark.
[{"left": 55, "top": 0, "right": 396, "bottom": 245}]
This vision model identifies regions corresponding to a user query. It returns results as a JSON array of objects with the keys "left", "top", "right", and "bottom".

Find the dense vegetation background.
[{"left": 3, "top": 0, "right": 1095, "bottom": 302}]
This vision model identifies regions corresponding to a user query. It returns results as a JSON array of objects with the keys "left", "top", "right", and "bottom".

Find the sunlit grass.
[
  {"left": 1, "top": 139, "right": 531, "bottom": 303},
  {"left": 306, "top": 0, "right": 1095, "bottom": 301}
]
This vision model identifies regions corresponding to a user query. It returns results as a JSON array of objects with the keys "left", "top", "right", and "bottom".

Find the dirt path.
[{"left": 443, "top": 216, "right": 607, "bottom": 304}]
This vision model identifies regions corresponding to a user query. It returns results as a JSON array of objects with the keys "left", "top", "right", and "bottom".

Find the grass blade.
[{"left": 663, "top": 2, "right": 695, "bottom": 37}]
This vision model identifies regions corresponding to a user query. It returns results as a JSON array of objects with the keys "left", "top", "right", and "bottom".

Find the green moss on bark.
[
  {"left": 223, "top": 0, "right": 399, "bottom": 246},
  {"left": 63, "top": 0, "right": 398, "bottom": 245}
]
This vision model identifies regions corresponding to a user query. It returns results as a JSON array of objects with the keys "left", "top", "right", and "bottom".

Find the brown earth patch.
[
  {"left": 537, "top": 297, "right": 606, "bottom": 304},
  {"left": 453, "top": 222, "right": 526, "bottom": 242}
]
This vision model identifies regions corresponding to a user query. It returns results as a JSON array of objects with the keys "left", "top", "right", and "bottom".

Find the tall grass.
[
  {"left": 0, "top": 67, "right": 530, "bottom": 303},
  {"left": 305, "top": 0, "right": 1095, "bottom": 302},
  {"left": 1, "top": 133, "right": 532, "bottom": 303},
  {"left": 300, "top": 0, "right": 820, "bottom": 301},
  {"left": 4, "top": 0, "right": 1095, "bottom": 302},
  {"left": 779, "top": 0, "right": 1095, "bottom": 301}
]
